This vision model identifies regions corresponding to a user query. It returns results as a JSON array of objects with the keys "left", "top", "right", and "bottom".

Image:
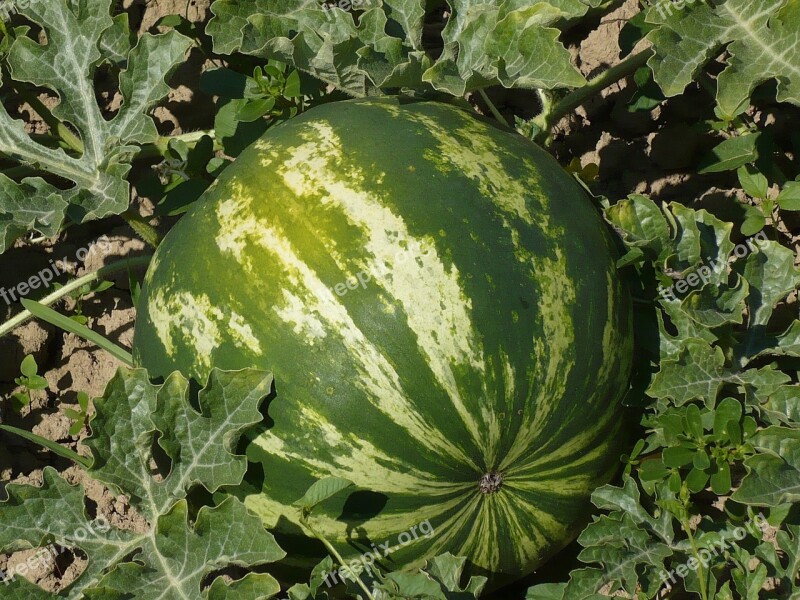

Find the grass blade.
[
  {"left": 0, "top": 424, "right": 92, "bottom": 468},
  {"left": 21, "top": 299, "right": 134, "bottom": 366}
]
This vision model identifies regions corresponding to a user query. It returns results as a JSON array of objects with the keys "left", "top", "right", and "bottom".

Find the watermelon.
[{"left": 132, "top": 97, "right": 633, "bottom": 586}]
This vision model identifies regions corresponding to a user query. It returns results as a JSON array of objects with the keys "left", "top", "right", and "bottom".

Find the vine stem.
[
  {"left": 535, "top": 47, "right": 654, "bottom": 142},
  {"left": 681, "top": 518, "right": 709, "bottom": 600},
  {"left": 300, "top": 515, "right": 377, "bottom": 600},
  {"left": 477, "top": 88, "right": 510, "bottom": 128},
  {"left": 0, "top": 255, "right": 152, "bottom": 339}
]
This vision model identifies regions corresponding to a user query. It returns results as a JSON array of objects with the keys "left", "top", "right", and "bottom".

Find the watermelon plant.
[{"left": 0, "top": 1, "right": 798, "bottom": 599}]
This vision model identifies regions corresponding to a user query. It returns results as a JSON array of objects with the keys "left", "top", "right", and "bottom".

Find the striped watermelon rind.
[{"left": 132, "top": 97, "right": 634, "bottom": 586}]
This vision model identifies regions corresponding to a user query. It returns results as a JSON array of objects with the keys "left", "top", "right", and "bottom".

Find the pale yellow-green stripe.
[{"left": 274, "top": 120, "right": 489, "bottom": 450}]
